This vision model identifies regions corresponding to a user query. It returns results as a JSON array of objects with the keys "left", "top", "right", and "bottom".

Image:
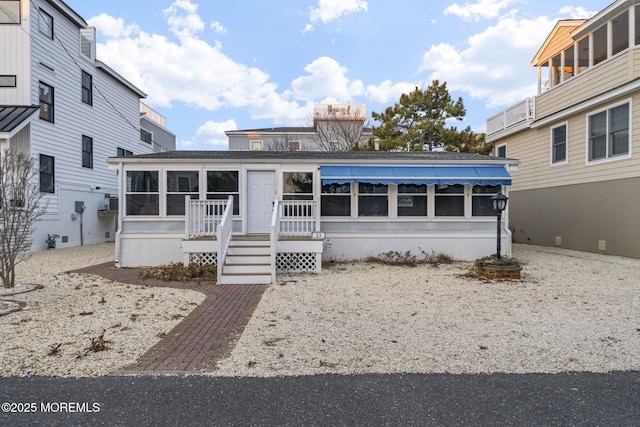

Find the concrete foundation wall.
[{"left": 510, "top": 177, "right": 640, "bottom": 258}]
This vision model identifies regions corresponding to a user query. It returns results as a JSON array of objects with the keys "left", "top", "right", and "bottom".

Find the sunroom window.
[
  {"left": 358, "top": 183, "right": 388, "bottom": 217},
  {"left": 435, "top": 184, "right": 464, "bottom": 217},
  {"left": 207, "top": 171, "right": 239, "bottom": 215},
  {"left": 472, "top": 185, "right": 501, "bottom": 216},
  {"left": 397, "top": 184, "right": 427, "bottom": 217},
  {"left": 126, "top": 171, "right": 159, "bottom": 215},
  {"left": 167, "top": 171, "right": 199, "bottom": 215},
  {"left": 283, "top": 172, "right": 313, "bottom": 217},
  {"left": 321, "top": 183, "right": 350, "bottom": 216}
]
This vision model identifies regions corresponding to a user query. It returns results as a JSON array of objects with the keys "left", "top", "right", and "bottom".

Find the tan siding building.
[{"left": 487, "top": 0, "right": 640, "bottom": 258}]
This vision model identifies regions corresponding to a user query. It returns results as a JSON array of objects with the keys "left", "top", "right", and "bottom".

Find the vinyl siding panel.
[
  {"left": 537, "top": 26, "right": 576, "bottom": 65},
  {"left": 504, "top": 93, "right": 640, "bottom": 192},
  {"left": 0, "top": 1, "right": 31, "bottom": 104},
  {"left": 536, "top": 49, "right": 636, "bottom": 119},
  {"left": 29, "top": 0, "right": 151, "bottom": 215}
]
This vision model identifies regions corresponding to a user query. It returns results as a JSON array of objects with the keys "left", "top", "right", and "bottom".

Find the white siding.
[{"left": 0, "top": 0, "right": 31, "bottom": 104}]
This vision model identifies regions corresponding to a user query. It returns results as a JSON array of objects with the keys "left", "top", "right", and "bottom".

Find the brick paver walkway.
[{"left": 71, "top": 262, "right": 266, "bottom": 374}]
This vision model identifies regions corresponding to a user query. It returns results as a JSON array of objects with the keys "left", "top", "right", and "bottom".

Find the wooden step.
[{"left": 219, "top": 273, "right": 272, "bottom": 285}]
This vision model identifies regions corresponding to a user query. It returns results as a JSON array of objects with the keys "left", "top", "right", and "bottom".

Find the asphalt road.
[{"left": 1, "top": 371, "right": 638, "bottom": 426}]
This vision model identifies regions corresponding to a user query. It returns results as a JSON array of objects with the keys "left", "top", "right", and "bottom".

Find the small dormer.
[{"left": 79, "top": 26, "right": 96, "bottom": 63}]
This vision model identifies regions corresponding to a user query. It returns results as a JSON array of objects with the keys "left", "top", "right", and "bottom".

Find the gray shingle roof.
[
  {"left": 118, "top": 150, "right": 515, "bottom": 163},
  {"left": 0, "top": 106, "right": 39, "bottom": 134}
]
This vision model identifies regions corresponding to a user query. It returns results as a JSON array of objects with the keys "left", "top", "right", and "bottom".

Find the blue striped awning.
[{"left": 320, "top": 166, "right": 512, "bottom": 186}]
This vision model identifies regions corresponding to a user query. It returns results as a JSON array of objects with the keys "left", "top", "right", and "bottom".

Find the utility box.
[{"left": 75, "top": 201, "right": 86, "bottom": 214}]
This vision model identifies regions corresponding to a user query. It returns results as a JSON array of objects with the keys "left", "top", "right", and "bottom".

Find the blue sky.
[{"left": 64, "top": 0, "right": 606, "bottom": 150}]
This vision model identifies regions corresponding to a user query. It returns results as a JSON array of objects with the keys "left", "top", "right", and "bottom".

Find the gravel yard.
[
  {"left": 1, "top": 243, "right": 639, "bottom": 378},
  {"left": 0, "top": 243, "right": 205, "bottom": 377},
  {"left": 213, "top": 245, "right": 640, "bottom": 377}
]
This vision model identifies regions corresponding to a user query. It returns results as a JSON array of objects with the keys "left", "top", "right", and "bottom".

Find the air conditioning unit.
[{"left": 103, "top": 194, "right": 119, "bottom": 211}]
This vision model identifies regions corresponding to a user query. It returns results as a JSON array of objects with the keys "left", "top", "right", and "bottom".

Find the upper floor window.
[
  {"left": 612, "top": 10, "right": 629, "bottom": 56},
  {"left": 551, "top": 124, "right": 567, "bottom": 164},
  {"left": 38, "top": 8, "right": 53, "bottom": 39},
  {"left": 0, "top": 75, "right": 16, "bottom": 87},
  {"left": 81, "top": 71, "right": 92, "bottom": 105},
  {"left": 82, "top": 135, "right": 93, "bottom": 169},
  {"left": 593, "top": 25, "right": 607, "bottom": 66},
  {"left": 39, "top": 82, "right": 54, "bottom": 123},
  {"left": 39, "top": 154, "right": 55, "bottom": 193},
  {"left": 496, "top": 144, "right": 506, "bottom": 158},
  {"left": 140, "top": 129, "right": 152, "bottom": 145},
  {"left": 288, "top": 140, "right": 301, "bottom": 151},
  {"left": 588, "top": 102, "right": 630, "bottom": 162},
  {"left": 0, "top": 1, "right": 20, "bottom": 24},
  {"left": 577, "top": 37, "right": 589, "bottom": 75},
  {"left": 250, "top": 140, "right": 263, "bottom": 151},
  {"left": 117, "top": 147, "right": 133, "bottom": 157}
]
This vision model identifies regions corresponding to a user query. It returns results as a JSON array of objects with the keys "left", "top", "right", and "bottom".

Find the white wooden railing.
[
  {"left": 184, "top": 197, "right": 228, "bottom": 239},
  {"left": 486, "top": 97, "right": 536, "bottom": 136},
  {"left": 269, "top": 197, "right": 280, "bottom": 283},
  {"left": 279, "top": 199, "right": 317, "bottom": 236},
  {"left": 216, "top": 196, "right": 234, "bottom": 283}
]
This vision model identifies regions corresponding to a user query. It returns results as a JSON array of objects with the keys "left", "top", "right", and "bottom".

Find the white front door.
[{"left": 247, "top": 171, "right": 275, "bottom": 234}]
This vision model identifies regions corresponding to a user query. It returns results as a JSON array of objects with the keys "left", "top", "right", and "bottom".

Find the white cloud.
[
  {"left": 182, "top": 119, "right": 237, "bottom": 149},
  {"left": 444, "top": 0, "right": 520, "bottom": 22},
  {"left": 365, "top": 80, "right": 416, "bottom": 104},
  {"left": 305, "top": 0, "right": 367, "bottom": 32},
  {"left": 86, "top": 13, "right": 139, "bottom": 38},
  {"left": 210, "top": 20, "right": 227, "bottom": 34},
  {"left": 557, "top": 6, "right": 597, "bottom": 19},
  {"left": 420, "top": 15, "right": 556, "bottom": 108},
  {"left": 291, "top": 56, "right": 364, "bottom": 103},
  {"left": 163, "top": 0, "right": 205, "bottom": 39}
]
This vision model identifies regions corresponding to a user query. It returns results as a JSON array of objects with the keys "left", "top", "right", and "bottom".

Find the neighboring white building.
[
  {"left": 107, "top": 151, "right": 517, "bottom": 284},
  {"left": 0, "top": 0, "right": 174, "bottom": 251},
  {"left": 226, "top": 104, "right": 373, "bottom": 151}
]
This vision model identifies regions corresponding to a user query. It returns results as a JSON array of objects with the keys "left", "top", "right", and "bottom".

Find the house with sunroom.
[
  {"left": 486, "top": 0, "right": 640, "bottom": 258},
  {"left": 106, "top": 151, "right": 517, "bottom": 284}
]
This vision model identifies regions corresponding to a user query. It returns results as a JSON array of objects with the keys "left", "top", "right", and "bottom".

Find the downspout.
[{"left": 115, "top": 161, "right": 123, "bottom": 267}]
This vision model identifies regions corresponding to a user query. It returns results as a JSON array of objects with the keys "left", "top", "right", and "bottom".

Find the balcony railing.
[
  {"left": 486, "top": 97, "right": 536, "bottom": 136},
  {"left": 279, "top": 199, "right": 318, "bottom": 236}
]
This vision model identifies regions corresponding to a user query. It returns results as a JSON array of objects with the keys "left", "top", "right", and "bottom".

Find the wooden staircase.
[{"left": 218, "top": 235, "right": 273, "bottom": 285}]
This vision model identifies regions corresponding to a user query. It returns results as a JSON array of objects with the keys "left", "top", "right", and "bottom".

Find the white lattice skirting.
[
  {"left": 276, "top": 252, "right": 318, "bottom": 273},
  {"left": 189, "top": 252, "right": 218, "bottom": 267}
]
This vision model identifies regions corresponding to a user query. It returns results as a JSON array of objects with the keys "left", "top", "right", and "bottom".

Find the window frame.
[
  {"left": 397, "top": 184, "right": 428, "bottom": 217},
  {"left": 166, "top": 170, "right": 199, "bottom": 216},
  {"left": 81, "top": 70, "right": 93, "bottom": 106},
  {"left": 586, "top": 100, "right": 631, "bottom": 164},
  {"left": 38, "top": 8, "right": 53, "bottom": 39},
  {"left": 117, "top": 147, "right": 133, "bottom": 157},
  {"left": 434, "top": 184, "right": 465, "bottom": 217},
  {"left": 471, "top": 185, "right": 502, "bottom": 217},
  {"left": 321, "top": 183, "right": 351, "bottom": 217},
  {"left": 0, "top": 75, "right": 16, "bottom": 87},
  {"left": 39, "top": 81, "right": 54, "bottom": 123},
  {"left": 81, "top": 135, "right": 93, "bottom": 169},
  {"left": 550, "top": 122, "right": 568, "bottom": 166},
  {"left": 140, "top": 129, "right": 153, "bottom": 145},
  {"left": 125, "top": 170, "right": 160, "bottom": 216},
  {"left": 0, "top": 0, "right": 20, "bottom": 24},
  {"left": 496, "top": 144, "right": 506, "bottom": 158},
  {"left": 39, "top": 154, "right": 55, "bottom": 194},
  {"left": 250, "top": 140, "right": 263, "bottom": 151},
  {"left": 206, "top": 170, "right": 240, "bottom": 216},
  {"left": 357, "top": 183, "right": 388, "bottom": 217}
]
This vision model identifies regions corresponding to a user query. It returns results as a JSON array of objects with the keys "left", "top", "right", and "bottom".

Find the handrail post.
[
  {"left": 184, "top": 195, "right": 190, "bottom": 239},
  {"left": 269, "top": 197, "right": 280, "bottom": 283}
]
